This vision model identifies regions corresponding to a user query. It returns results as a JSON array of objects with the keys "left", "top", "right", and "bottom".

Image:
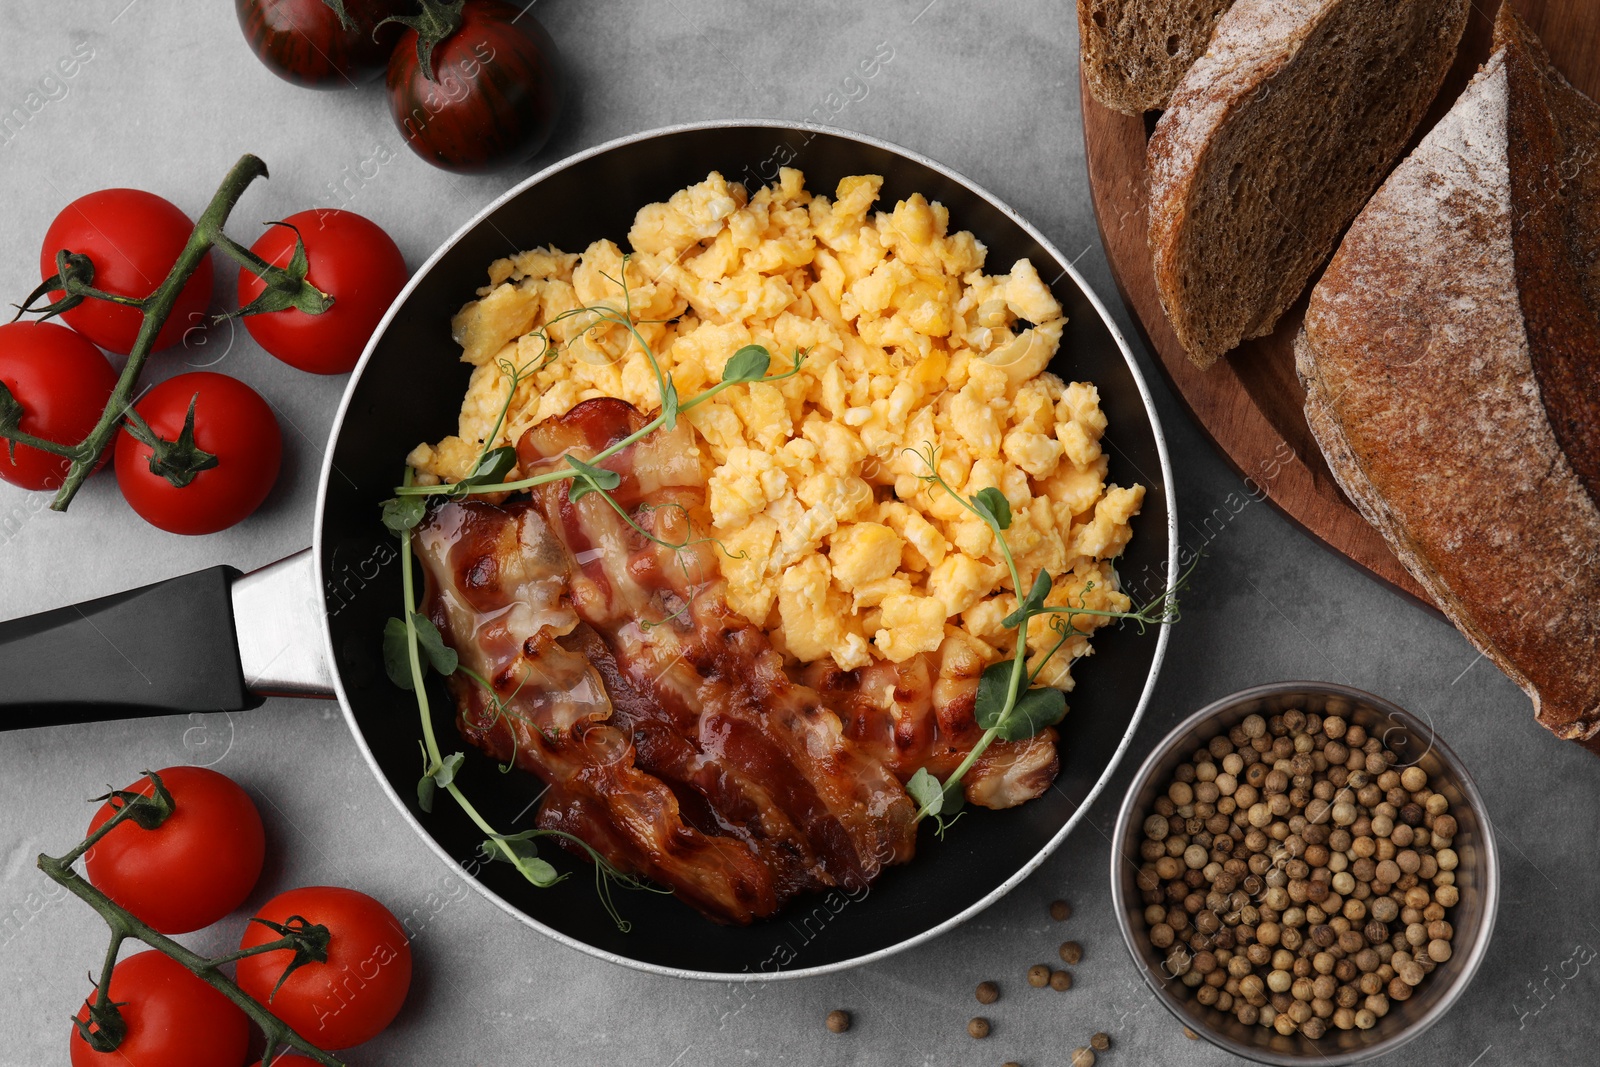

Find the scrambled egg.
[{"left": 408, "top": 170, "right": 1145, "bottom": 689}]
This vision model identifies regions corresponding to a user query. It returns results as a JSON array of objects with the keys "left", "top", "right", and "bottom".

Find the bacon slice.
[
  {"left": 517, "top": 399, "right": 918, "bottom": 893},
  {"left": 415, "top": 499, "right": 781, "bottom": 922}
]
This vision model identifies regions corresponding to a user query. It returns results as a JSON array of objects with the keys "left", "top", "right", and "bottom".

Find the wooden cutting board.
[{"left": 1080, "top": 0, "right": 1600, "bottom": 608}]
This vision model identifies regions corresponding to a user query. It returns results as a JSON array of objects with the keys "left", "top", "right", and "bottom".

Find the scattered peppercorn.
[
  {"left": 1027, "top": 963, "right": 1051, "bottom": 988},
  {"left": 976, "top": 981, "right": 999, "bottom": 1004},
  {"left": 1059, "top": 940, "right": 1084, "bottom": 965},
  {"left": 968, "top": 1017, "right": 991, "bottom": 1039},
  {"left": 825, "top": 1010, "right": 850, "bottom": 1034},
  {"left": 1050, "top": 899, "right": 1073, "bottom": 921},
  {"left": 1131, "top": 709, "right": 1465, "bottom": 1040},
  {"left": 1050, "top": 969, "right": 1073, "bottom": 991},
  {"left": 1071, "top": 1047, "right": 1095, "bottom": 1067},
  {"left": 1090, "top": 1032, "right": 1111, "bottom": 1051}
]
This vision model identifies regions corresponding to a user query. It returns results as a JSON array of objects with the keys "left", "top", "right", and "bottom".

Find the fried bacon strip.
[
  {"left": 416, "top": 397, "right": 1062, "bottom": 923},
  {"left": 415, "top": 500, "right": 779, "bottom": 921},
  {"left": 517, "top": 400, "right": 917, "bottom": 892}
]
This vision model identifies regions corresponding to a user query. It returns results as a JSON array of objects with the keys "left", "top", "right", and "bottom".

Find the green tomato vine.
[
  {"left": 38, "top": 773, "right": 345, "bottom": 1066},
  {"left": 1, "top": 154, "right": 334, "bottom": 511}
]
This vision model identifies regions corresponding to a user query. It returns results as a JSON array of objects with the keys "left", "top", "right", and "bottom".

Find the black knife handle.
[{"left": 0, "top": 566, "right": 261, "bottom": 727}]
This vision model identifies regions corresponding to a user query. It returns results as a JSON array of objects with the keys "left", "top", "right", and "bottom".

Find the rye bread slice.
[
  {"left": 1298, "top": 35, "right": 1600, "bottom": 743},
  {"left": 1499, "top": 8, "right": 1600, "bottom": 506},
  {"left": 1149, "top": 0, "right": 1469, "bottom": 368},
  {"left": 1078, "top": 0, "right": 1235, "bottom": 115}
]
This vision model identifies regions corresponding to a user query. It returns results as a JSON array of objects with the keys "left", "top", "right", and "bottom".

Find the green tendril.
[
  {"left": 901, "top": 445, "right": 1189, "bottom": 827},
  {"left": 457, "top": 664, "right": 539, "bottom": 773}
]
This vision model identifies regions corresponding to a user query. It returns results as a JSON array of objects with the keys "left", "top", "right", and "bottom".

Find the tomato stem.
[
  {"left": 59, "top": 771, "right": 175, "bottom": 867},
  {"left": 211, "top": 229, "right": 282, "bottom": 278},
  {"left": 377, "top": 0, "right": 465, "bottom": 82},
  {"left": 36, "top": 155, "right": 267, "bottom": 511},
  {"left": 81, "top": 928, "right": 127, "bottom": 1045},
  {"left": 0, "top": 422, "right": 81, "bottom": 459},
  {"left": 15, "top": 251, "right": 149, "bottom": 322},
  {"left": 202, "top": 938, "right": 306, "bottom": 968},
  {"left": 50, "top": 270, "right": 150, "bottom": 311},
  {"left": 38, "top": 785, "right": 347, "bottom": 1066}
]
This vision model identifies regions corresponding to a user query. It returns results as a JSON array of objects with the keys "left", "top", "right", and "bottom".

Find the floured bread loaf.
[
  {"left": 1148, "top": 0, "right": 1469, "bottom": 368},
  {"left": 1298, "top": 7, "right": 1600, "bottom": 744}
]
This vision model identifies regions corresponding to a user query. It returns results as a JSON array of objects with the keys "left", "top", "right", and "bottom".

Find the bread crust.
[
  {"left": 1078, "top": 0, "right": 1235, "bottom": 115},
  {"left": 1149, "top": 0, "right": 1469, "bottom": 368},
  {"left": 1299, "top": 46, "right": 1600, "bottom": 742}
]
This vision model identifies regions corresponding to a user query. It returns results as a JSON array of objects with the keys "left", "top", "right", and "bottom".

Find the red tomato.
[
  {"left": 236, "top": 0, "right": 403, "bottom": 88},
  {"left": 40, "top": 189, "right": 214, "bottom": 354},
  {"left": 238, "top": 209, "right": 408, "bottom": 374},
  {"left": 69, "top": 950, "right": 249, "bottom": 1067},
  {"left": 0, "top": 321, "right": 118, "bottom": 490},
  {"left": 114, "top": 372, "right": 282, "bottom": 535},
  {"left": 236, "top": 886, "right": 412, "bottom": 1050},
  {"left": 386, "top": 0, "right": 562, "bottom": 174},
  {"left": 85, "top": 767, "right": 265, "bottom": 935}
]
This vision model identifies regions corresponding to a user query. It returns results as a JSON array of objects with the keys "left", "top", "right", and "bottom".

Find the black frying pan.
[{"left": 0, "top": 122, "right": 1177, "bottom": 979}]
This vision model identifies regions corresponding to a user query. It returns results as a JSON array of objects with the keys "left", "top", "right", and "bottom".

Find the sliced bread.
[
  {"left": 1148, "top": 0, "right": 1469, "bottom": 368},
  {"left": 1297, "top": 10, "right": 1600, "bottom": 743},
  {"left": 1078, "top": 0, "right": 1235, "bottom": 115}
]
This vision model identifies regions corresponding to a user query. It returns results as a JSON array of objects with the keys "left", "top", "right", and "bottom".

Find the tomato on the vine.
[
  {"left": 85, "top": 767, "right": 266, "bottom": 935},
  {"left": 114, "top": 372, "right": 282, "bottom": 535},
  {"left": 386, "top": 0, "right": 562, "bottom": 174},
  {"left": 236, "top": 886, "right": 412, "bottom": 1050},
  {"left": 69, "top": 951, "right": 249, "bottom": 1067},
  {"left": 238, "top": 209, "right": 409, "bottom": 374},
  {"left": 0, "top": 321, "right": 118, "bottom": 491},
  {"left": 40, "top": 189, "right": 214, "bottom": 355},
  {"left": 236, "top": 0, "right": 404, "bottom": 88}
]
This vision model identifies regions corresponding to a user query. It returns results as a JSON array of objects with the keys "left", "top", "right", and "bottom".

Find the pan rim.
[{"left": 314, "top": 118, "right": 1179, "bottom": 981}]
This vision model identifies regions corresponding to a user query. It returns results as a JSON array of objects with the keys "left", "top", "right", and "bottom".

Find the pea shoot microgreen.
[
  {"left": 564, "top": 455, "right": 622, "bottom": 502},
  {"left": 478, "top": 828, "right": 672, "bottom": 932},
  {"left": 904, "top": 445, "right": 1192, "bottom": 835},
  {"left": 380, "top": 260, "right": 805, "bottom": 930},
  {"left": 385, "top": 468, "right": 660, "bottom": 929},
  {"left": 456, "top": 662, "right": 542, "bottom": 773},
  {"left": 415, "top": 750, "right": 463, "bottom": 815},
  {"left": 379, "top": 258, "right": 804, "bottom": 524}
]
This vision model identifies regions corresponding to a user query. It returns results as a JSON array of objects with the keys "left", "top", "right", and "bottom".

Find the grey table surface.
[{"left": 1, "top": 1, "right": 1596, "bottom": 1064}]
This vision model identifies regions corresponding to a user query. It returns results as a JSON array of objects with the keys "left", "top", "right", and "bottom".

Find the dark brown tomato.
[
  {"left": 386, "top": 0, "right": 562, "bottom": 174},
  {"left": 236, "top": 0, "right": 403, "bottom": 88}
]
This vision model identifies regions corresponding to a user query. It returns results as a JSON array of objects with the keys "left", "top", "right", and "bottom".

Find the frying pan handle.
[
  {"left": 0, "top": 550, "right": 335, "bottom": 730},
  {"left": 0, "top": 565, "right": 258, "bottom": 726},
  {"left": 230, "top": 550, "right": 336, "bottom": 700}
]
